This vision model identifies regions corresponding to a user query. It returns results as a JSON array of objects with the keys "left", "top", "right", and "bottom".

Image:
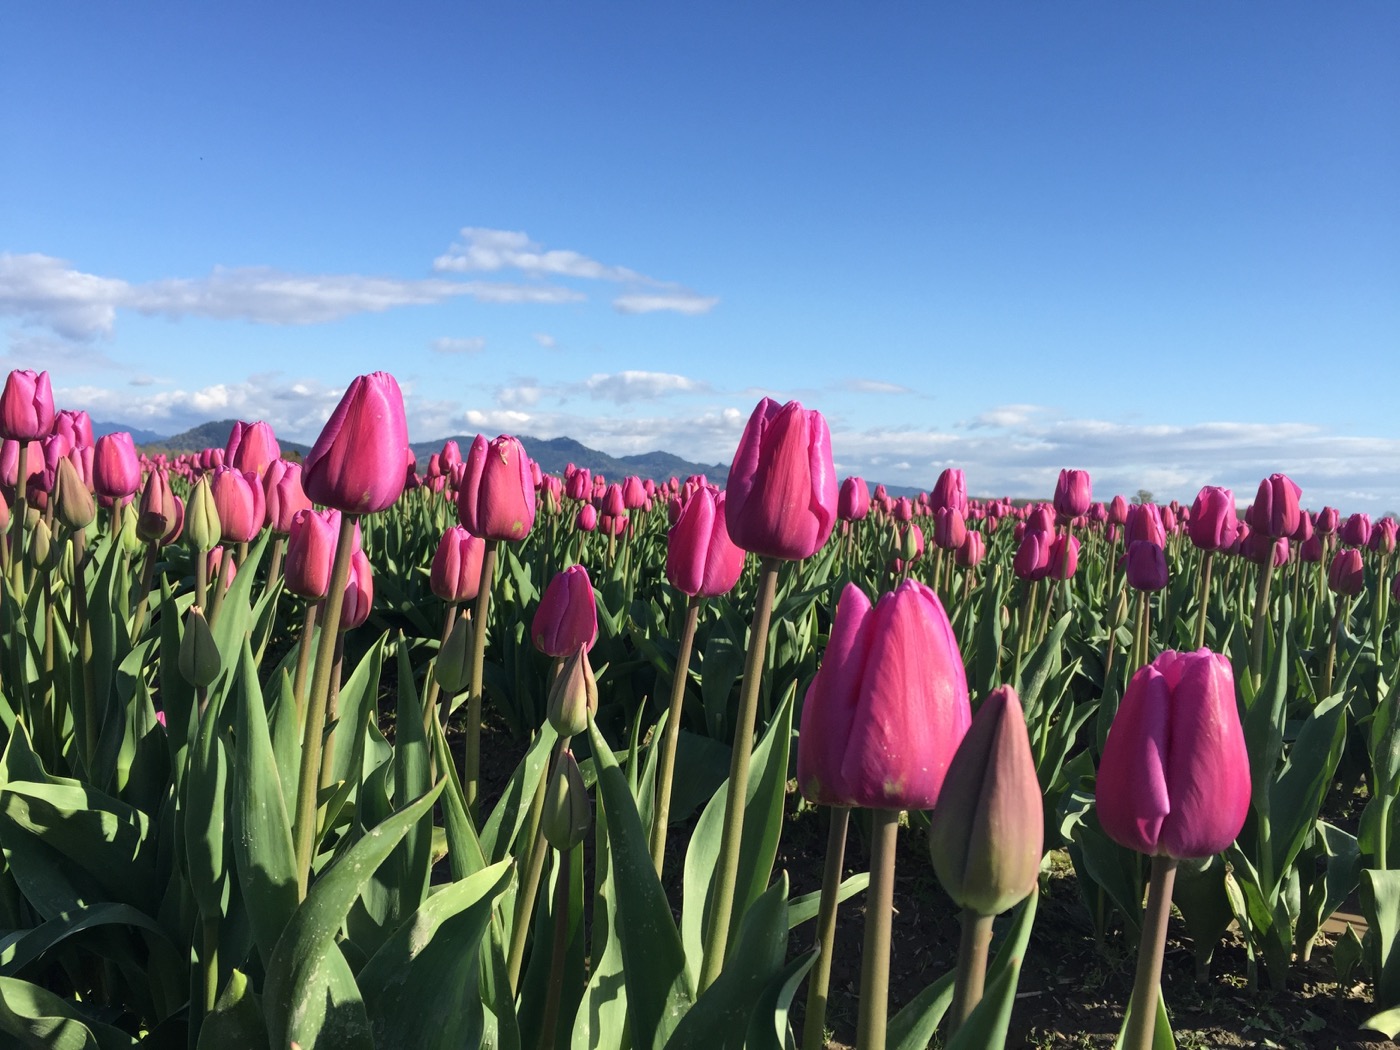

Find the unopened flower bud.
[
  {"left": 179, "top": 606, "right": 222, "bottom": 688},
  {"left": 184, "top": 477, "right": 222, "bottom": 554},
  {"left": 28, "top": 517, "right": 57, "bottom": 571},
  {"left": 541, "top": 749, "right": 591, "bottom": 851},
  {"left": 119, "top": 502, "right": 143, "bottom": 555},
  {"left": 547, "top": 645, "right": 597, "bottom": 737},
  {"left": 55, "top": 457, "right": 95, "bottom": 530},
  {"left": 434, "top": 615, "right": 473, "bottom": 695}
]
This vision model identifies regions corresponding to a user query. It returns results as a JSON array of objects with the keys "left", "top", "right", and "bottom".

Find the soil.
[{"left": 446, "top": 713, "right": 1391, "bottom": 1050}]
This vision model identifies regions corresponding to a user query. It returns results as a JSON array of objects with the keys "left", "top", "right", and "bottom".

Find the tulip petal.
[{"left": 1097, "top": 664, "right": 1171, "bottom": 855}]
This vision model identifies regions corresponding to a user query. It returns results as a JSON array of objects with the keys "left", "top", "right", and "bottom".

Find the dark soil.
[{"left": 445, "top": 713, "right": 1390, "bottom": 1050}]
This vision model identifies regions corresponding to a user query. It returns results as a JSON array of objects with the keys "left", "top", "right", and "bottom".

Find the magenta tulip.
[
  {"left": 458, "top": 435, "right": 536, "bottom": 541},
  {"left": 576, "top": 504, "right": 598, "bottom": 532},
  {"left": 209, "top": 466, "right": 266, "bottom": 544},
  {"left": 838, "top": 476, "right": 871, "bottom": 521},
  {"left": 285, "top": 508, "right": 340, "bottom": 600},
  {"left": 1053, "top": 469, "right": 1092, "bottom": 521},
  {"left": 1013, "top": 530, "right": 1051, "bottom": 581},
  {"left": 1246, "top": 473, "right": 1301, "bottom": 540},
  {"left": 302, "top": 371, "right": 411, "bottom": 515},
  {"left": 1096, "top": 650, "right": 1249, "bottom": 859},
  {"left": 92, "top": 433, "right": 141, "bottom": 500},
  {"left": 430, "top": 526, "right": 486, "bottom": 603},
  {"left": 1188, "top": 486, "right": 1237, "bottom": 552},
  {"left": 933, "top": 507, "right": 967, "bottom": 552},
  {"left": 52, "top": 408, "right": 93, "bottom": 448},
  {"left": 1315, "top": 507, "right": 1340, "bottom": 535},
  {"left": 340, "top": 548, "right": 374, "bottom": 630},
  {"left": 1125, "top": 503, "right": 1166, "bottom": 548},
  {"left": 666, "top": 488, "right": 746, "bottom": 598},
  {"left": 264, "top": 460, "right": 312, "bottom": 534},
  {"left": 0, "top": 369, "right": 55, "bottom": 441},
  {"left": 1328, "top": 548, "right": 1365, "bottom": 596},
  {"left": 797, "top": 580, "right": 971, "bottom": 810},
  {"left": 955, "top": 531, "right": 985, "bottom": 568},
  {"left": 1370, "top": 518, "right": 1398, "bottom": 555},
  {"left": 225, "top": 420, "right": 281, "bottom": 478},
  {"left": 929, "top": 468, "right": 967, "bottom": 516},
  {"left": 725, "top": 398, "right": 837, "bottom": 561},
  {"left": 1125, "top": 540, "right": 1168, "bottom": 591},
  {"left": 1339, "top": 513, "right": 1371, "bottom": 548},
  {"left": 532, "top": 564, "right": 598, "bottom": 657},
  {"left": 136, "top": 470, "right": 177, "bottom": 543}
]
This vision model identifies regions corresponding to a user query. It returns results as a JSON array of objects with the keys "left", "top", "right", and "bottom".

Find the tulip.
[
  {"left": 440, "top": 439, "right": 463, "bottom": 473},
  {"left": 1242, "top": 531, "right": 1289, "bottom": 568},
  {"left": 933, "top": 507, "right": 967, "bottom": 552},
  {"left": 225, "top": 420, "right": 281, "bottom": 478},
  {"left": 622, "top": 475, "right": 647, "bottom": 510},
  {"left": 210, "top": 466, "right": 266, "bottom": 545},
  {"left": 179, "top": 607, "right": 222, "bottom": 688},
  {"left": 1125, "top": 503, "right": 1166, "bottom": 548},
  {"left": 340, "top": 548, "right": 374, "bottom": 630},
  {"left": 458, "top": 435, "right": 536, "bottom": 541},
  {"left": 1246, "top": 473, "right": 1301, "bottom": 540},
  {"left": 955, "top": 531, "right": 985, "bottom": 568},
  {"left": 1292, "top": 511, "right": 1313, "bottom": 544},
  {"left": 52, "top": 408, "right": 93, "bottom": 448},
  {"left": 797, "top": 581, "right": 970, "bottom": 810},
  {"left": 838, "top": 476, "right": 871, "bottom": 521},
  {"left": 1328, "top": 547, "right": 1365, "bottom": 597},
  {"left": 541, "top": 749, "right": 591, "bottom": 852},
  {"left": 1125, "top": 540, "right": 1168, "bottom": 592},
  {"left": 532, "top": 565, "right": 598, "bottom": 657},
  {"left": 1315, "top": 506, "right": 1340, "bottom": 535},
  {"left": 206, "top": 547, "right": 237, "bottom": 594},
  {"left": 1013, "top": 530, "right": 1050, "bottom": 581},
  {"left": 1053, "top": 469, "right": 1092, "bottom": 521},
  {"left": 547, "top": 644, "right": 598, "bottom": 737},
  {"left": 1370, "top": 518, "right": 1398, "bottom": 555},
  {"left": 575, "top": 504, "right": 597, "bottom": 532},
  {"left": 55, "top": 457, "right": 96, "bottom": 530},
  {"left": 929, "top": 468, "right": 967, "bottom": 516},
  {"left": 1339, "top": 513, "right": 1371, "bottom": 549},
  {"left": 136, "top": 469, "right": 177, "bottom": 543},
  {"left": 285, "top": 508, "right": 340, "bottom": 600},
  {"left": 0, "top": 369, "right": 54, "bottom": 441},
  {"left": 302, "top": 371, "right": 411, "bottom": 515},
  {"left": 1188, "top": 486, "right": 1237, "bottom": 552},
  {"left": 183, "top": 477, "right": 222, "bottom": 555},
  {"left": 666, "top": 488, "right": 746, "bottom": 599},
  {"left": 724, "top": 398, "right": 837, "bottom": 561},
  {"left": 264, "top": 460, "right": 312, "bottom": 534},
  {"left": 92, "top": 433, "right": 141, "bottom": 500},
  {"left": 430, "top": 526, "right": 486, "bottom": 604},
  {"left": 565, "top": 467, "right": 591, "bottom": 502},
  {"left": 1299, "top": 534, "right": 1324, "bottom": 563},
  {"left": 1107, "top": 495, "right": 1129, "bottom": 526}
]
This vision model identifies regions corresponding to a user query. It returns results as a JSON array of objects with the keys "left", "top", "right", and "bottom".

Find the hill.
[{"left": 412, "top": 434, "right": 729, "bottom": 484}]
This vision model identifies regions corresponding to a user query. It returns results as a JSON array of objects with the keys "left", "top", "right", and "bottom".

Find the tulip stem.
[
  {"left": 423, "top": 603, "right": 458, "bottom": 735},
  {"left": 1124, "top": 855, "right": 1178, "bottom": 1050},
  {"left": 130, "top": 543, "right": 160, "bottom": 641},
  {"left": 507, "top": 733, "right": 569, "bottom": 994},
  {"left": 293, "top": 602, "right": 319, "bottom": 727},
  {"left": 699, "top": 556, "right": 781, "bottom": 992},
  {"left": 292, "top": 512, "right": 358, "bottom": 900},
  {"left": 9, "top": 441, "right": 28, "bottom": 596},
  {"left": 1322, "top": 596, "right": 1348, "bottom": 700},
  {"left": 464, "top": 539, "right": 500, "bottom": 818},
  {"left": 948, "top": 908, "right": 996, "bottom": 1037},
  {"left": 1249, "top": 559, "right": 1275, "bottom": 688},
  {"left": 650, "top": 596, "right": 701, "bottom": 874},
  {"left": 856, "top": 807, "right": 901, "bottom": 1050},
  {"left": 264, "top": 534, "right": 286, "bottom": 600},
  {"left": 801, "top": 805, "right": 850, "bottom": 1050},
  {"left": 1193, "top": 550, "right": 1214, "bottom": 651},
  {"left": 317, "top": 631, "right": 348, "bottom": 793}
]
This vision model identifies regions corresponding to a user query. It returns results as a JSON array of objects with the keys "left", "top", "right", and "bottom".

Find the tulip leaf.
[
  {"left": 946, "top": 887, "right": 1039, "bottom": 1050},
  {"left": 586, "top": 714, "right": 694, "bottom": 1049},
  {"left": 184, "top": 671, "right": 231, "bottom": 921},
  {"left": 1111, "top": 990, "right": 1176, "bottom": 1050},
  {"left": 787, "top": 872, "right": 869, "bottom": 928},
  {"left": 197, "top": 968, "right": 270, "bottom": 1050},
  {"left": 480, "top": 723, "right": 558, "bottom": 865},
  {"left": 887, "top": 969, "right": 956, "bottom": 1050},
  {"left": 572, "top": 790, "right": 628, "bottom": 1050},
  {"left": 1268, "top": 691, "right": 1347, "bottom": 887},
  {"left": 358, "top": 859, "right": 513, "bottom": 1050},
  {"left": 0, "top": 975, "right": 138, "bottom": 1050},
  {"left": 327, "top": 630, "right": 388, "bottom": 794},
  {"left": 1243, "top": 605, "right": 1290, "bottom": 813},
  {"left": 743, "top": 948, "right": 818, "bottom": 1050},
  {"left": 261, "top": 779, "right": 445, "bottom": 1050},
  {"left": 230, "top": 638, "right": 298, "bottom": 965},
  {"left": 0, "top": 901, "right": 168, "bottom": 978},
  {"left": 700, "top": 629, "right": 745, "bottom": 740},
  {"left": 1361, "top": 868, "right": 1400, "bottom": 1016}
]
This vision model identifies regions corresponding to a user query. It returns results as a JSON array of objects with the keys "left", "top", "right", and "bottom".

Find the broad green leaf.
[
  {"left": 743, "top": 949, "right": 818, "bottom": 1050},
  {"left": 0, "top": 902, "right": 168, "bottom": 977},
  {"left": 0, "top": 975, "right": 137, "bottom": 1050},
  {"left": 887, "top": 970, "right": 956, "bottom": 1050},
  {"left": 197, "top": 968, "right": 270, "bottom": 1050}
]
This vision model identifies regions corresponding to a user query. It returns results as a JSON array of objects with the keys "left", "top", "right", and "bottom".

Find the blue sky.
[{"left": 3, "top": 3, "right": 1397, "bottom": 510}]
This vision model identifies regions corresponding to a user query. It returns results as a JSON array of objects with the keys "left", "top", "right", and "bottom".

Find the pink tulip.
[
  {"left": 264, "top": 460, "right": 312, "bottom": 534},
  {"left": 725, "top": 398, "right": 837, "bottom": 561},
  {"left": 837, "top": 476, "right": 870, "bottom": 521},
  {"left": 933, "top": 507, "right": 967, "bottom": 552},
  {"left": 1370, "top": 518, "right": 1398, "bottom": 555},
  {"left": 340, "top": 548, "right": 374, "bottom": 630},
  {"left": 285, "top": 508, "right": 341, "bottom": 600},
  {"left": 1246, "top": 473, "right": 1302, "bottom": 540},
  {"left": 797, "top": 580, "right": 970, "bottom": 809},
  {"left": 92, "top": 433, "right": 142, "bottom": 500},
  {"left": 457, "top": 435, "right": 536, "bottom": 541},
  {"left": 1053, "top": 469, "right": 1092, "bottom": 521},
  {"left": 1125, "top": 540, "right": 1168, "bottom": 591},
  {"left": 929, "top": 468, "right": 967, "bottom": 516},
  {"left": 1188, "top": 486, "right": 1237, "bottom": 552},
  {"left": 136, "top": 470, "right": 177, "bottom": 543},
  {"left": 431, "top": 526, "right": 486, "bottom": 603},
  {"left": 666, "top": 488, "right": 746, "bottom": 598},
  {"left": 303, "top": 372, "right": 411, "bottom": 515},
  {"left": 1328, "top": 548, "right": 1366, "bottom": 596},
  {"left": 1339, "top": 513, "right": 1371, "bottom": 548},
  {"left": 532, "top": 564, "right": 598, "bottom": 657},
  {"left": 1125, "top": 503, "right": 1166, "bottom": 548},
  {"left": 575, "top": 504, "right": 598, "bottom": 532},
  {"left": 225, "top": 420, "right": 281, "bottom": 478},
  {"left": 1096, "top": 650, "right": 1249, "bottom": 859},
  {"left": 0, "top": 369, "right": 55, "bottom": 441},
  {"left": 52, "top": 409, "right": 93, "bottom": 448},
  {"left": 955, "top": 530, "right": 985, "bottom": 568},
  {"left": 1013, "top": 530, "right": 1051, "bottom": 580},
  {"left": 1315, "top": 507, "right": 1340, "bottom": 535},
  {"left": 209, "top": 466, "right": 266, "bottom": 544}
]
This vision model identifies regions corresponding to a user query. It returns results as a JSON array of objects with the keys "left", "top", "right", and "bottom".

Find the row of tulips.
[{"left": 2, "top": 365, "right": 1400, "bottom": 1048}]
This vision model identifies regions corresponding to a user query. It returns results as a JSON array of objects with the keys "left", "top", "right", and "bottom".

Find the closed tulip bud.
[
  {"left": 601, "top": 482, "right": 626, "bottom": 518},
  {"left": 929, "top": 468, "right": 967, "bottom": 516},
  {"left": 838, "top": 476, "right": 871, "bottom": 521},
  {"left": 1292, "top": 511, "right": 1313, "bottom": 544},
  {"left": 340, "top": 548, "right": 374, "bottom": 630},
  {"left": 285, "top": 508, "right": 339, "bottom": 600},
  {"left": 52, "top": 408, "right": 93, "bottom": 448},
  {"left": 1242, "top": 531, "right": 1288, "bottom": 567},
  {"left": 955, "top": 530, "right": 985, "bottom": 568},
  {"left": 532, "top": 564, "right": 598, "bottom": 657},
  {"left": 725, "top": 398, "right": 837, "bottom": 561},
  {"left": 1370, "top": 518, "right": 1398, "bottom": 555},
  {"left": 1106, "top": 495, "right": 1128, "bottom": 526},
  {"left": 92, "top": 433, "right": 141, "bottom": 500},
  {"left": 1125, "top": 503, "right": 1166, "bottom": 548},
  {"left": 1097, "top": 649, "right": 1249, "bottom": 859},
  {"left": 55, "top": 457, "right": 96, "bottom": 530},
  {"left": 1125, "top": 540, "right": 1168, "bottom": 592},
  {"left": 1315, "top": 506, "right": 1340, "bottom": 535},
  {"left": 622, "top": 475, "right": 647, "bottom": 510},
  {"left": 27, "top": 517, "right": 57, "bottom": 571},
  {"left": 666, "top": 488, "right": 746, "bottom": 598},
  {"left": 1246, "top": 473, "right": 1302, "bottom": 540},
  {"left": 1013, "top": 530, "right": 1050, "bottom": 581},
  {"left": 136, "top": 469, "right": 176, "bottom": 543},
  {"left": 434, "top": 615, "right": 473, "bottom": 695},
  {"left": 184, "top": 477, "right": 222, "bottom": 553},
  {"left": 179, "top": 606, "right": 222, "bottom": 688},
  {"left": 210, "top": 466, "right": 265, "bottom": 544},
  {"left": 893, "top": 497, "right": 914, "bottom": 524},
  {"left": 119, "top": 502, "right": 143, "bottom": 555},
  {"left": 541, "top": 749, "right": 591, "bottom": 852},
  {"left": 1339, "top": 513, "right": 1371, "bottom": 548},
  {"left": 0, "top": 369, "right": 55, "bottom": 441},
  {"left": 565, "top": 467, "right": 591, "bottom": 502},
  {"left": 1299, "top": 533, "right": 1323, "bottom": 563},
  {"left": 928, "top": 686, "right": 1043, "bottom": 916},
  {"left": 225, "top": 420, "right": 281, "bottom": 478},
  {"left": 1053, "top": 469, "right": 1092, "bottom": 521},
  {"left": 430, "top": 526, "right": 486, "bottom": 603},
  {"left": 459, "top": 435, "right": 536, "bottom": 541},
  {"left": 797, "top": 581, "right": 971, "bottom": 809},
  {"left": 264, "top": 460, "right": 312, "bottom": 534},
  {"left": 933, "top": 507, "right": 967, "bottom": 552},
  {"left": 1328, "top": 548, "right": 1365, "bottom": 596},
  {"left": 1188, "top": 486, "right": 1236, "bottom": 552},
  {"left": 1112, "top": 587, "right": 1131, "bottom": 630},
  {"left": 897, "top": 522, "right": 924, "bottom": 563},
  {"left": 575, "top": 504, "right": 598, "bottom": 532},
  {"left": 302, "top": 371, "right": 411, "bottom": 515},
  {"left": 548, "top": 644, "right": 598, "bottom": 737},
  {"left": 1026, "top": 505, "right": 1055, "bottom": 535},
  {"left": 1048, "top": 535, "right": 1080, "bottom": 580}
]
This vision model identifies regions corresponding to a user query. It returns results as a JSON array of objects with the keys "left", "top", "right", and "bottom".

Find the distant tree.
[{"left": 1132, "top": 489, "right": 1154, "bottom": 505}]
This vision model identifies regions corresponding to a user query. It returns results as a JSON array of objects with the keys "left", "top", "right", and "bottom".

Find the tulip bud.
[
  {"left": 0, "top": 369, "right": 55, "bottom": 441},
  {"left": 1112, "top": 588, "right": 1131, "bottom": 630},
  {"left": 533, "top": 564, "right": 598, "bottom": 657},
  {"left": 458, "top": 435, "right": 536, "bottom": 541},
  {"left": 933, "top": 507, "right": 967, "bottom": 552},
  {"left": 1246, "top": 473, "right": 1302, "bottom": 540},
  {"left": 430, "top": 526, "right": 486, "bottom": 604},
  {"left": 541, "top": 749, "right": 591, "bottom": 852},
  {"left": 1125, "top": 540, "right": 1168, "bottom": 592},
  {"left": 955, "top": 530, "right": 985, "bottom": 568},
  {"left": 547, "top": 645, "right": 598, "bottom": 737},
  {"left": 119, "top": 502, "right": 143, "bottom": 555},
  {"left": 28, "top": 517, "right": 57, "bottom": 572},
  {"left": 184, "top": 477, "right": 222, "bottom": 553},
  {"left": 302, "top": 371, "right": 411, "bottom": 515},
  {"left": 576, "top": 504, "right": 597, "bottom": 532},
  {"left": 838, "top": 476, "right": 871, "bottom": 521},
  {"left": 1328, "top": 548, "right": 1366, "bottom": 597},
  {"left": 179, "top": 606, "right": 222, "bottom": 687},
  {"left": 1053, "top": 469, "right": 1092, "bottom": 521},
  {"left": 55, "top": 457, "right": 96, "bottom": 530},
  {"left": 434, "top": 615, "right": 473, "bottom": 695},
  {"left": 225, "top": 420, "right": 281, "bottom": 478},
  {"left": 340, "top": 548, "right": 374, "bottom": 630},
  {"left": 136, "top": 469, "right": 176, "bottom": 543},
  {"left": 927, "top": 686, "right": 1043, "bottom": 916},
  {"left": 210, "top": 466, "right": 266, "bottom": 545},
  {"left": 929, "top": 468, "right": 967, "bottom": 516},
  {"left": 666, "top": 488, "right": 746, "bottom": 598},
  {"left": 92, "top": 433, "right": 142, "bottom": 500},
  {"left": 264, "top": 459, "right": 312, "bottom": 534},
  {"left": 1188, "top": 486, "right": 1236, "bottom": 552}
]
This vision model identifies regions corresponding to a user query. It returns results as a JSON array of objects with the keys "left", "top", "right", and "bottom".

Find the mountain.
[
  {"left": 136, "top": 419, "right": 312, "bottom": 458},
  {"left": 92, "top": 420, "right": 169, "bottom": 446},
  {"left": 411, "top": 434, "right": 728, "bottom": 484}
]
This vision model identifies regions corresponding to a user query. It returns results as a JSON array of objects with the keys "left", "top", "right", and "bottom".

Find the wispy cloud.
[
  {"left": 584, "top": 370, "right": 709, "bottom": 403},
  {"left": 431, "top": 336, "right": 487, "bottom": 355},
  {"left": 612, "top": 291, "right": 719, "bottom": 315},
  {"left": 533, "top": 332, "right": 557, "bottom": 349},
  {"left": 842, "top": 378, "right": 913, "bottom": 395}
]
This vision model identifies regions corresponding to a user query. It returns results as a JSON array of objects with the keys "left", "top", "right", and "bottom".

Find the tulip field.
[{"left": 5, "top": 366, "right": 1400, "bottom": 1048}]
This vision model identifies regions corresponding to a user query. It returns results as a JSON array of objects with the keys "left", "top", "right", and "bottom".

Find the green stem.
[
  {"left": 1322, "top": 596, "right": 1348, "bottom": 700},
  {"left": 9, "top": 441, "right": 29, "bottom": 595},
  {"left": 855, "top": 807, "right": 901, "bottom": 1050},
  {"left": 292, "top": 512, "right": 358, "bottom": 900},
  {"left": 650, "top": 597, "right": 701, "bottom": 873},
  {"left": 1249, "top": 558, "right": 1276, "bottom": 688},
  {"left": 1194, "top": 550, "right": 1214, "bottom": 651},
  {"left": 1123, "top": 856, "right": 1178, "bottom": 1050},
  {"left": 801, "top": 806, "right": 850, "bottom": 1050},
  {"left": 293, "top": 602, "right": 319, "bottom": 728},
  {"left": 317, "top": 631, "right": 347, "bottom": 793},
  {"left": 464, "top": 539, "right": 500, "bottom": 817},
  {"left": 201, "top": 916, "right": 220, "bottom": 1016},
  {"left": 698, "top": 557, "right": 781, "bottom": 992},
  {"left": 507, "top": 729, "right": 568, "bottom": 994},
  {"left": 129, "top": 542, "right": 160, "bottom": 641},
  {"left": 948, "top": 909, "right": 996, "bottom": 1037}
]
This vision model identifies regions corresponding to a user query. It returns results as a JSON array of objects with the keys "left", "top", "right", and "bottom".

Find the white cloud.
[
  {"left": 433, "top": 227, "right": 644, "bottom": 282},
  {"left": 612, "top": 291, "right": 719, "bottom": 315},
  {"left": 584, "top": 370, "right": 708, "bottom": 403},
  {"left": 843, "top": 378, "right": 913, "bottom": 395},
  {"left": 0, "top": 253, "right": 126, "bottom": 339},
  {"left": 533, "top": 332, "right": 557, "bottom": 349},
  {"left": 432, "top": 336, "right": 487, "bottom": 355}
]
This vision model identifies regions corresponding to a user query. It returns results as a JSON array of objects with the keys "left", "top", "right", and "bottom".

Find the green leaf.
[
  {"left": 888, "top": 971, "right": 956, "bottom": 1050},
  {"left": 262, "top": 779, "right": 446, "bottom": 1050},
  {"left": 586, "top": 715, "right": 694, "bottom": 1050},
  {"left": 359, "top": 860, "right": 513, "bottom": 1050},
  {"left": 787, "top": 872, "right": 868, "bottom": 928},
  {"left": 743, "top": 949, "right": 818, "bottom": 1050},
  {"left": 0, "top": 902, "right": 169, "bottom": 977},
  {"left": 1269, "top": 692, "right": 1348, "bottom": 884},
  {"left": 480, "top": 724, "right": 559, "bottom": 865},
  {"left": 0, "top": 975, "right": 138, "bottom": 1050},
  {"left": 197, "top": 968, "right": 270, "bottom": 1050},
  {"left": 572, "top": 790, "right": 628, "bottom": 1050}
]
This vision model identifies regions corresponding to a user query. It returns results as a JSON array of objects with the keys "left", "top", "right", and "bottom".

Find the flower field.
[{"left": 2, "top": 366, "right": 1398, "bottom": 1048}]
